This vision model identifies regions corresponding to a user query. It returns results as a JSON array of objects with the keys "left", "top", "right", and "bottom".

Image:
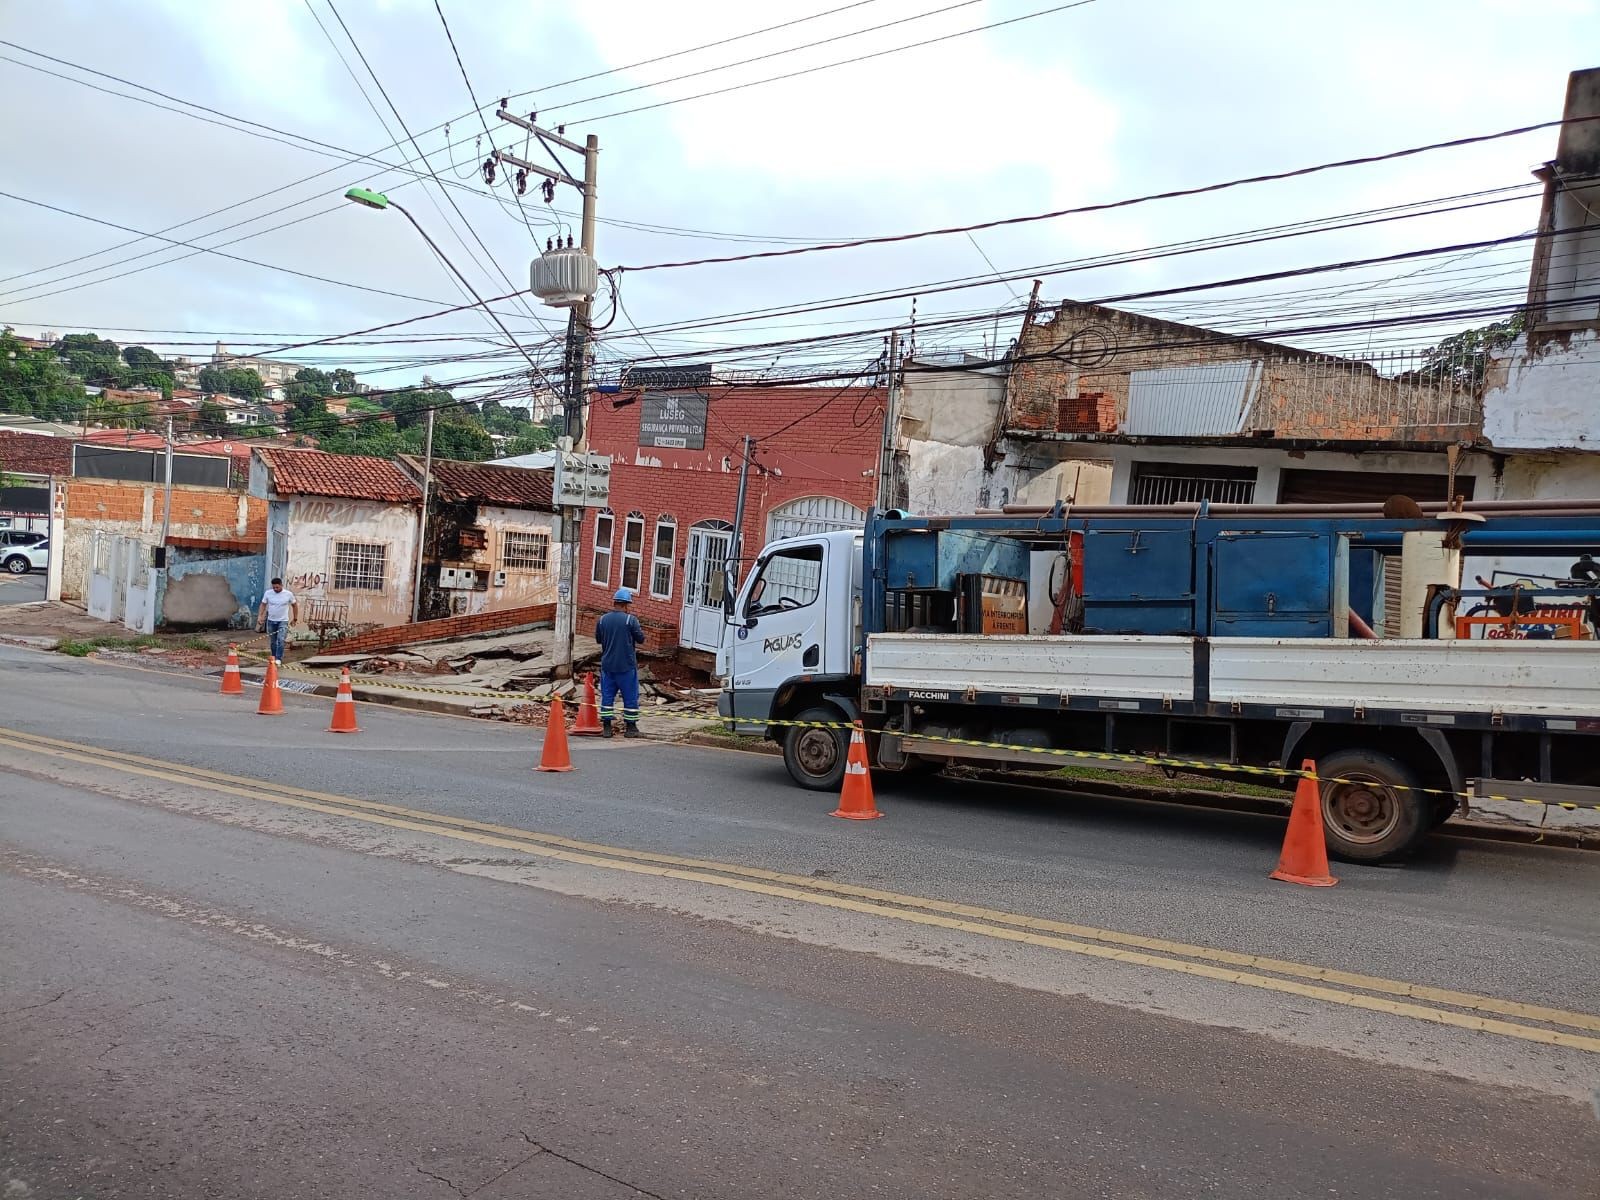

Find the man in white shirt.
[{"left": 256, "top": 578, "right": 298, "bottom": 662}]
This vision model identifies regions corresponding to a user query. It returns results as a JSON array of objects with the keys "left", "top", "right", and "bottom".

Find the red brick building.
[{"left": 578, "top": 382, "right": 885, "bottom": 655}]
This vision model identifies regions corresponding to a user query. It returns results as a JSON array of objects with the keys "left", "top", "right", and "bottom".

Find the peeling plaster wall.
[
  {"left": 278, "top": 496, "right": 419, "bottom": 627},
  {"left": 898, "top": 365, "right": 1007, "bottom": 514},
  {"left": 1482, "top": 330, "right": 1600, "bottom": 450}
]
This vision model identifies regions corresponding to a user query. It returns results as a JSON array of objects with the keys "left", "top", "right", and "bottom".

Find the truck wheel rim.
[
  {"left": 796, "top": 729, "right": 839, "bottom": 778},
  {"left": 1322, "top": 771, "right": 1400, "bottom": 844}
]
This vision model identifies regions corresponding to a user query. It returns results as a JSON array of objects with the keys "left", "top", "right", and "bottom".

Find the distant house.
[
  {"left": 249, "top": 448, "right": 422, "bottom": 628},
  {"left": 398, "top": 456, "right": 559, "bottom": 619}
]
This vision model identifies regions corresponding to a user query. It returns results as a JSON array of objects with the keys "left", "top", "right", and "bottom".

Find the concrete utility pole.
[
  {"left": 412, "top": 405, "right": 435, "bottom": 624},
  {"left": 730, "top": 434, "right": 756, "bottom": 589},
  {"left": 159, "top": 415, "right": 174, "bottom": 549},
  {"left": 877, "top": 331, "right": 901, "bottom": 511},
  {"left": 494, "top": 116, "right": 599, "bottom": 677}
]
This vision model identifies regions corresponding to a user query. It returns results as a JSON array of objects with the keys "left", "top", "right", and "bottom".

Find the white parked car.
[{"left": 2, "top": 538, "right": 48, "bottom": 574}]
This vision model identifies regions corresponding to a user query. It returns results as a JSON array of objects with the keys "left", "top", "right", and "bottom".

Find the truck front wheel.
[
  {"left": 783, "top": 706, "right": 850, "bottom": 791},
  {"left": 1316, "top": 749, "right": 1429, "bottom": 864}
]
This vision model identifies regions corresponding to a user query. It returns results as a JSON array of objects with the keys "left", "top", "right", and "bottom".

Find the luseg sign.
[{"left": 638, "top": 391, "right": 708, "bottom": 450}]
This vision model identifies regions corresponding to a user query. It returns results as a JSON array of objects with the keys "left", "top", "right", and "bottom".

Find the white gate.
[
  {"left": 680, "top": 521, "right": 733, "bottom": 653},
  {"left": 766, "top": 496, "right": 865, "bottom": 542}
]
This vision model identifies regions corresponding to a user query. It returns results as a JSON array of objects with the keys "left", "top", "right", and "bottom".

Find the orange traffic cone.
[
  {"left": 831, "top": 721, "right": 882, "bottom": 820},
  {"left": 572, "top": 672, "right": 603, "bottom": 736},
  {"left": 220, "top": 644, "right": 243, "bottom": 695},
  {"left": 536, "top": 696, "right": 575, "bottom": 772},
  {"left": 257, "top": 658, "right": 284, "bottom": 716},
  {"left": 1270, "top": 759, "right": 1337, "bottom": 887},
  {"left": 328, "top": 666, "right": 361, "bottom": 734}
]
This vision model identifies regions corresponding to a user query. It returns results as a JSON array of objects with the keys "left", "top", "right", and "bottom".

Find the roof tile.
[
  {"left": 404, "top": 456, "right": 553, "bottom": 508},
  {"left": 0, "top": 430, "right": 73, "bottom": 477},
  {"left": 258, "top": 448, "right": 421, "bottom": 501}
]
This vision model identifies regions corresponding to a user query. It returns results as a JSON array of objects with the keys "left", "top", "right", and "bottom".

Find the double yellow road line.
[{"left": 3, "top": 723, "right": 1597, "bottom": 1054}]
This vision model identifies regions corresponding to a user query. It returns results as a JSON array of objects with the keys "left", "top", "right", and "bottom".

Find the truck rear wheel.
[
  {"left": 783, "top": 706, "right": 850, "bottom": 792},
  {"left": 1316, "top": 749, "right": 1429, "bottom": 864}
]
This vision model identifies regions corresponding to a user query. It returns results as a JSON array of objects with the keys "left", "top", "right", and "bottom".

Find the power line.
[
  {"left": 0, "top": 190, "right": 458, "bottom": 307},
  {"left": 620, "top": 116, "right": 1586, "bottom": 272},
  {"left": 506, "top": 0, "right": 888, "bottom": 102},
  {"left": 582, "top": 0, "right": 1100, "bottom": 124},
  {"left": 538, "top": 0, "right": 985, "bottom": 117}
]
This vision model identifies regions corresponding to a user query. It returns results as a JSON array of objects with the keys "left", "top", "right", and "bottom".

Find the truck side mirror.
[{"left": 722, "top": 564, "right": 736, "bottom": 620}]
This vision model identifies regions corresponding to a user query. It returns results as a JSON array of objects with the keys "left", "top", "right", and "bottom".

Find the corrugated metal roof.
[{"left": 1124, "top": 361, "right": 1262, "bottom": 437}]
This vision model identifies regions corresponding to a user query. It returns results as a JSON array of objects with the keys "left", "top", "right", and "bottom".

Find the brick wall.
[
  {"left": 579, "top": 384, "right": 881, "bottom": 650},
  {"left": 323, "top": 602, "right": 556, "bottom": 654},
  {"left": 1005, "top": 302, "right": 1474, "bottom": 442},
  {"left": 65, "top": 479, "right": 266, "bottom": 538},
  {"left": 1057, "top": 391, "right": 1116, "bottom": 434}
]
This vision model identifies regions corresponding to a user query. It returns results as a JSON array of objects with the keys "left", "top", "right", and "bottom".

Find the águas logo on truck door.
[{"left": 762, "top": 632, "right": 803, "bottom": 655}]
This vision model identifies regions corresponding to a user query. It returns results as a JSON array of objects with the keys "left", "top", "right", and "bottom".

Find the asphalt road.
[
  {"left": 0, "top": 569, "right": 45, "bottom": 606},
  {"left": 3, "top": 643, "right": 1598, "bottom": 1197}
]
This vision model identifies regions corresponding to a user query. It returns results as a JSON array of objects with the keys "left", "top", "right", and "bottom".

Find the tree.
[
  {"left": 387, "top": 388, "right": 439, "bottom": 430},
  {"left": 1408, "top": 310, "right": 1527, "bottom": 389},
  {"left": 330, "top": 368, "right": 357, "bottom": 394},
  {"left": 0, "top": 330, "right": 86, "bottom": 421},
  {"left": 121, "top": 345, "right": 175, "bottom": 388},
  {"left": 56, "top": 333, "right": 127, "bottom": 388},
  {"left": 431, "top": 416, "right": 494, "bottom": 461},
  {"left": 502, "top": 428, "right": 555, "bottom": 456},
  {"left": 200, "top": 364, "right": 266, "bottom": 399},
  {"left": 196, "top": 400, "right": 229, "bottom": 434}
]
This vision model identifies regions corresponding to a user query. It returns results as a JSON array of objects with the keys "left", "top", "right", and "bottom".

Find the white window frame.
[
  {"left": 330, "top": 540, "right": 387, "bottom": 592},
  {"left": 500, "top": 529, "right": 550, "bottom": 573},
  {"left": 590, "top": 508, "right": 614, "bottom": 586},
  {"left": 649, "top": 516, "right": 677, "bottom": 600},
  {"left": 619, "top": 510, "right": 645, "bottom": 593}
]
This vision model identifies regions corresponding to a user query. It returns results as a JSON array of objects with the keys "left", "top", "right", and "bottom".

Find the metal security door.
[{"left": 680, "top": 522, "right": 733, "bottom": 652}]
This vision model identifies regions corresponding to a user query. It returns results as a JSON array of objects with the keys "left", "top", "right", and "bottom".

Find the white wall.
[
  {"left": 898, "top": 366, "right": 1005, "bottom": 514},
  {"left": 280, "top": 496, "right": 419, "bottom": 627},
  {"left": 1069, "top": 443, "right": 1491, "bottom": 505},
  {"left": 1482, "top": 331, "right": 1600, "bottom": 450}
]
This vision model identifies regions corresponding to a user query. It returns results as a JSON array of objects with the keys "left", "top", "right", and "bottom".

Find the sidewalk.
[{"left": 0, "top": 599, "right": 120, "bottom": 647}]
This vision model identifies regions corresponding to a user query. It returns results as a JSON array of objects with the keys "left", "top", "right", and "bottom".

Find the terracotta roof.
[
  {"left": 0, "top": 429, "right": 73, "bottom": 477},
  {"left": 404, "top": 455, "right": 553, "bottom": 508},
  {"left": 79, "top": 430, "right": 170, "bottom": 450},
  {"left": 258, "top": 448, "right": 421, "bottom": 501}
]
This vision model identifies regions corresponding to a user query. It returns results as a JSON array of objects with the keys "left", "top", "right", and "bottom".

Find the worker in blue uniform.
[{"left": 595, "top": 587, "right": 646, "bottom": 738}]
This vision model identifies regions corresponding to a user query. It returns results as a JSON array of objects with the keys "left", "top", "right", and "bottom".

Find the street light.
[{"left": 342, "top": 185, "right": 544, "bottom": 623}]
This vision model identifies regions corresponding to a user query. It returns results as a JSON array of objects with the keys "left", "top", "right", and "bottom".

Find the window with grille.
[
  {"left": 620, "top": 511, "right": 645, "bottom": 592},
  {"left": 1127, "top": 462, "right": 1257, "bottom": 505},
  {"left": 331, "top": 541, "right": 386, "bottom": 591},
  {"left": 650, "top": 518, "right": 677, "bottom": 599},
  {"left": 501, "top": 529, "right": 550, "bottom": 572},
  {"left": 591, "top": 509, "right": 614, "bottom": 586}
]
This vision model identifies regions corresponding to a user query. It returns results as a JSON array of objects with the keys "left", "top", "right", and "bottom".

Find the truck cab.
[{"left": 718, "top": 529, "right": 862, "bottom": 778}]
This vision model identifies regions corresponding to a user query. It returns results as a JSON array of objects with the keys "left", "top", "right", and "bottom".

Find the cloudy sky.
[{"left": 0, "top": 0, "right": 1592, "bottom": 401}]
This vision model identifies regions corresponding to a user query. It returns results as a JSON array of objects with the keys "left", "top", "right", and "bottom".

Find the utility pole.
[
  {"left": 159, "top": 416, "right": 174, "bottom": 548},
  {"left": 877, "top": 331, "right": 901, "bottom": 511},
  {"left": 411, "top": 405, "right": 435, "bottom": 624},
  {"left": 494, "top": 116, "right": 599, "bottom": 678},
  {"left": 730, "top": 434, "right": 756, "bottom": 591}
]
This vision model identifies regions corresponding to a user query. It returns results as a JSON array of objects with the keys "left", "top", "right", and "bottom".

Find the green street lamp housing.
[{"left": 344, "top": 187, "right": 390, "bottom": 210}]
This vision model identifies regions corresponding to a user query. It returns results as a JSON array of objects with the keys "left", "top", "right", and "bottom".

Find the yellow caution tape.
[{"left": 276, "top": 665, "right": 1599, "bottom": 814}]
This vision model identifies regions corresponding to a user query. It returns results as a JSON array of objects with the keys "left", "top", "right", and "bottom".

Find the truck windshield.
[{"left": 745, "top": 544, "right": 823, "bottom": 617}]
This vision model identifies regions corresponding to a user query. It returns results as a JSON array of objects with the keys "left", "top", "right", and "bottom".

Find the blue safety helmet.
[{"left": 613, "top": 588, "right": 633, "bottom": 603}]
